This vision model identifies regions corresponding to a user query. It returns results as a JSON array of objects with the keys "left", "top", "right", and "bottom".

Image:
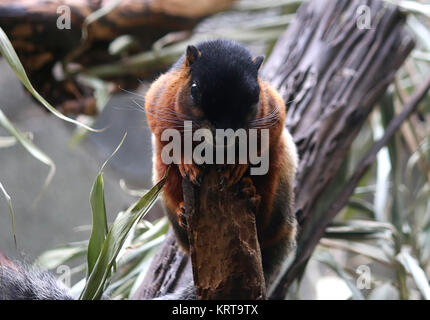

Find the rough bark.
[
  {"left": 183, "top": 169, "right": 265, "bottom": 300},
  {"left": 135, "top": 229, "right": 192, "bottom": 299},
  {"left": 0, "top": 0, "right": 236, "bottom": 114},
  {"left": 133, "top": 0, "right": 416, "bottom": 300},
  {"left": 263, "top": 0, "right": 415, "bottom": 298}
]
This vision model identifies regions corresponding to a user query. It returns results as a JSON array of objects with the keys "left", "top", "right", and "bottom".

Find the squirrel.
[
  {"left": 145, "top": 39, "right": 298, "bottom": 290},
  {"left": 0, "top": 39, "right": 298, "bottom": 300},
  {"left": 0, "top": 257, "right": 191, "bottom": 300},
  {"left": 0, "top": 261, "right": 74, "bottom": 300}
]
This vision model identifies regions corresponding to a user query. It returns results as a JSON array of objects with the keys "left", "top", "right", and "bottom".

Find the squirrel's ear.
[
  {"left": 253, "top": 56, "right": 264, "bottom": 71},
  {"left": 186, "top": 45, "right": 201, "bottom": 66}
]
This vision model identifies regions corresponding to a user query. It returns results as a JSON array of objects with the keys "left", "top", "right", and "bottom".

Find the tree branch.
[
  {"left": 270, "top": 74, "right": 430, "bottom": 298},
  {"left": 183, "top": 168, "right": 266, "bottom": 300},
  {"left": 263, "top": 0, "right": 415, "bottom": 299}
]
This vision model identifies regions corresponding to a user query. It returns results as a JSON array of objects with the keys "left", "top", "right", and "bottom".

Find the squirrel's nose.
[{"left": 213, "top": 119, "right": 234, "bottom": 130}]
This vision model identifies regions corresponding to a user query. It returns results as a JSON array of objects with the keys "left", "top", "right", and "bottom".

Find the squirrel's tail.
[
  {"left": 0, "top": 264, "right": 74, "bottom": 300},
  {"left": 0, "top": 255, "right": 195, "bottom": 300}
]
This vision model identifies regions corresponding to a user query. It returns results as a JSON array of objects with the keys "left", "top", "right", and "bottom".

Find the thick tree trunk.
[
  {"left": 263, "top": 0, "right": 415, "bottom": 298},
  {"left": 133, "top": 0, "right": 416, "bottom": 300}
]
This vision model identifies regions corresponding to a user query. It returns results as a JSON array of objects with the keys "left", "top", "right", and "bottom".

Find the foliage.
[{"left": 309, "top": 0, "right": 430, "bottom": 299}]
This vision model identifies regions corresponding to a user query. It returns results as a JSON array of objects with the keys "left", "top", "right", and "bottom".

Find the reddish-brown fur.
[{"left": 145, "top": 48, "right": 298, "bottom": 279}]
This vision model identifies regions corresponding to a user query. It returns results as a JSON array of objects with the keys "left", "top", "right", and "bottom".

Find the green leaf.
[
  {"left": 87, "top": 133, "right": 127, "bottom": 276},
  {"left": 0, "top": 136, "right": 17, "bottom": 148},
  {"left": 128, "top": 217, "right": 169, "bottom": 250},
  {"left": 397, "top": 1, "right": 430, "bottom": 19},
  {"left": 234, "top": 0, "right": 302, "bottom": 12},
  {"left": 128, "top": 249, "right": 159, "bottom": 298},
  {"left": 325, "top": 219, "right": 397, "bottom": 241},
  {"left": 117, "top": 226, "right": 167, "bottom": 268},
  {"left": 319, "top": 238, "right": 394, "bottom": 266},
  {"left": 0, "top": 27, "right": 99, "bottom": 132},
  {"left": 0, "top": 109, "right": 55, "bottom": 203},
  {"left": 81, "top": 0, "right": 122, "bottom": 41},
  {"left": 69, "top": 77, "right": 112, "bottom": 146},
  {"left": 347, "top": 198, "right": 375, "bottom": 217},
  {"left": 0, "top": 181, "right": 17, "bottom": 249},
  {"left": 119, "top": 179, "right": 149, "bottom": 197},
  {"left": 314, "top": 250, "right": 365, "bottom": 300},
  {"left": 0, "top": 132, "right": 33, "bottom": 149},
  {"left": 379, "top": 92, "right": 403, "bottom": 233},
  {"left": 397, "top": 250, "right": 430, "bottom": 300},
  {"left": 371, "top": 111, "right": 391, "bottom": 222},
  {"left": 368, "top": 282, "right": 400, "bottom": 300},
  {"left": 87, "top": 173, "right": 108, "bottom": 276},
  {"left": 35, "top": 242, "right": 88, "bottom": 270},
  {"left": 107, "top": 238, "right": 164, "bottom": 299},
  {"left": 79, "top": 168, "right": 168, "bottom": 300},
  {"left": 108, "top": 35, "right": 138, "bottom": 56}
]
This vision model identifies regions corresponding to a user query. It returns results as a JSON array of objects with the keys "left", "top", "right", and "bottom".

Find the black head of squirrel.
[{"left": 174, "top": 39, "right": 263, "bottom": 130}]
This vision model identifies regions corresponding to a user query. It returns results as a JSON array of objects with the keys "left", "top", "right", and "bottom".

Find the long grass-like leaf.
[
  {"left": 0, "top": 136, "right": 17, "bottom": 148},
  {"left": 87, "top": 173, "right": 108, "bottom": 276},
  {"left": 0, "top": 109, "right": 55, "bottom": 203},
  {"left": 79, "top": 168, "right": 168, "bottom": 300},
  {"left": 69, "top": 77, "right": 112, "bottom": 146},
  {"left": 87, "top": 133, "right": 127, "bottom": 275},
  {"left": 35, "top": 241, "right": 88, "bottom": 270},
  {"left": 371, "top": 112, "right": 391, "bottom": 221},
  {"left": 319, "top": 238, "right": 394, "bottom": 266},
  {"left": 387, "top": 0, "right": 430, "bottom": 18},
  {"left": 314, "top": 250, "right": 365, "bottom": 300},
  {"left": 106, "top": 237, "right": 164, "bottom": 299},
  {"left": 82, "top": 0, "right": 122, "bottom": 41},
  {"left": 0, "top": 27, "right": 99, "bottom": 132},
  {"left": 0, "top": 181, "right": 17, "bottom": 249},
  {"left": 397, "top": 250, "right": 430, "bottom": 300},
  {"left": 0, "top": 132, "right": 33, "bottom": 148}
]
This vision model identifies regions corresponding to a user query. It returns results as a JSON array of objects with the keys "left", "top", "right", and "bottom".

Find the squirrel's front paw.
[
  {"left": 176, "top": 201, "right": 188, "bottom": 229},
  {"left": 217, "top": 164, "right": 248, "bottom": 190},
  {"left": 178, "top": 163, "right": 202, "bottom": 186},
  {"left": 240, "top": 177, "right": 261, "bottom": 210}
]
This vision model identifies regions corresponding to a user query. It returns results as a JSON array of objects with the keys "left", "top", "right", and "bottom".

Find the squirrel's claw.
[
  {"left": 178, "top": 163, "right": 202, "bottom": 186},
  {"left": 218, "top": 164, "right": 248, "bottom": 189},
  {"left": 176, "top": 202, "right": 188, "bottom": 229},
  {"left": 240, "top": 177, "right": 261, "bottom": 211}
]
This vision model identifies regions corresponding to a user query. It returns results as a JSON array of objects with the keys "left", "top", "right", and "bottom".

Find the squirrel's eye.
[{"left": 190, "top": 83, "right": 199, "bottom": 101}]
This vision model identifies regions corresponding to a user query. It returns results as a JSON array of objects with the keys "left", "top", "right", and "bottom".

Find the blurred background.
[{"left": 0, "top": 0, "right": 429, "bottom": 299}]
